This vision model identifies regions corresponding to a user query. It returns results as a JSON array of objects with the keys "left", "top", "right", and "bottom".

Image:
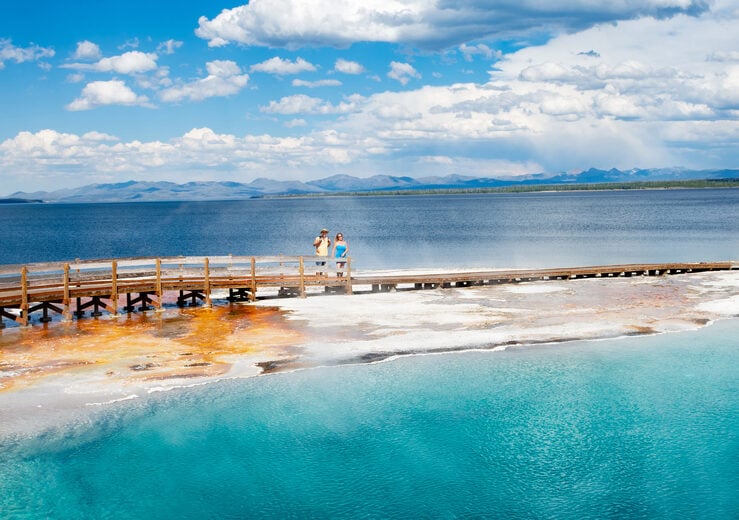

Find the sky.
[{"left": 1, "top": 0, "right": 738, "bottom": 194}]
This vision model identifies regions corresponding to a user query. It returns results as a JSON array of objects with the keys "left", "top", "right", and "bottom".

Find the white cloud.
[
  {"left": 707, "top": 51, "right": 739, "bottom": 62},
  {"left": 66, "top": 73, "right": 85, "bottom": 83},
  {"left": 98, "top": 51, "right": 158, "bottom": 74},
  {"left": 136, "top": 66, "right": 173, "bottom": 90},
  {"left": 250, "top": 57, "right": 316, "bottom": 75},
  {"left": 593, "top": 92, "right": 644, "bottom": 120},
  {"left": 62, "top": 51, "right": 158, "bottom": 74},
  {"left": 179, "top": 127, "right": 237, "bottom": 149},
  {"left": 285, "top": 118, "right": 307, "bottom": 128},
  {"left": 118, "top": 38, "right": 140, "bottom": 50},
  {"left": 309, "top": 7, "right": 737, "bottom": 171},
  {"left": 292, "top": 78, "right": 342, "bottom": 88},
  {"left": 489, "top": 8, "right": 739, "bottom": 127},
  {"left": 72, "top": 40, "right": 102, "bottom": 60},
  {"left": 159, "top": 60, "right": 249, "bottom": 102},
  {"left": 2, "top": 2, "right": 738, "bottom": 189},
  {"left": 0, "top": 130, "right": 83, "bottom": 160},
  {"left": 518, "top": 62, "right": 582, "bottom": 83},
  {"left": 195, "top": 0, "right": 709, "bottom": 50},
  {"left": 157, "top": 39, "right": 184, "bottom": 55},
  {"left": 66, "top": 80, "right": 151, "bottom": 111},
  {"left": 0, "top": 127, "right": 365, "bottom": 183},
  {"left": 388, "top": 61, "right": 420, "bottom": 85},
  {"left": 335, "top": 59, "right": 365, "bottom": 74},
  {"left": 82, "top": 131, "right": 119, "bottom": 142},
  {"left": 459, "top": 43, "right": 499, "bottom": 62},
  {"left": 0, "top": 39, "right": 55, "bottom": 69},
  {"left": 260, "top": 94, "right": 357, "bottom": 114}
]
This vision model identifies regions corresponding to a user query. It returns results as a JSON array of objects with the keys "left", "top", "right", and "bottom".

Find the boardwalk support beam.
[
  {"left": 125, "top": 293, "right": 158, "bottom": 313},
  {"left": 204, "top": 257, "right": 212, "bottom": 308},
  {"left": 28, "top": 301, "right": 65, "bottom": 323},
  {"left": 177, "top": 290, "right": 205, "bottom": 307},
  {"left": 77, "top": 296, "right": 112, "bottom": 317},
  {"left": 19, "top": 266, "right": 29, "bottom": 326}
]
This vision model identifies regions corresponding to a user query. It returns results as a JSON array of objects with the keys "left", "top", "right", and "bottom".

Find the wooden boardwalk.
[{"left": 0, "top": 256, "right": 736, "bottom": 327}]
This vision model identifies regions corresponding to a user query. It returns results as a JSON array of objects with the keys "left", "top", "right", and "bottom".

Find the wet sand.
[{"left": 1, "top": 269, "right": 737, "bottom": 436}]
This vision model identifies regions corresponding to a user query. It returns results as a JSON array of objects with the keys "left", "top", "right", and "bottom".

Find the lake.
[
  {"left": 1, "top": 189, "right": 737, "bottom": 267},
  {"left": 0, "top": 189, "right": 737, "bottom": 519}
]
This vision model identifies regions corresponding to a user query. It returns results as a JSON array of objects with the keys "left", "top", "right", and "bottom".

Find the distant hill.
[
  {"left": 6, "top": 168, "right": 738, "bottom": 203},
  {"left": 0, "top": 197, "right": 44, "bottom": 204}
]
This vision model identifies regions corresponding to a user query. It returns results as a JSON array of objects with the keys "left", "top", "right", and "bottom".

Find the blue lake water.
[
  {"left": 1, "top": 188, "right": 737, "bottom": 267},
  {"left": 1, "top": 189, "right": 738, "bottom": 518}
]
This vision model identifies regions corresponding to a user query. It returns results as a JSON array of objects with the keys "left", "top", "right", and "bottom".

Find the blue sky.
[{"left": 1, "top": 0, "right": 738, "bottom": 194}]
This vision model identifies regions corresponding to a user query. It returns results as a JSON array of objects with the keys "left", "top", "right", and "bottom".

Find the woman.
[{"left": 332, "top": 233, "right": 349, "bottom": 277}]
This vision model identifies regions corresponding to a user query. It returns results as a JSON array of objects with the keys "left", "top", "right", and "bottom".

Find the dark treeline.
[
  {"left": 0, "top": 198, "right": 44, "bottom": 204},
  {"left": 277, "top": 178, "right": 739, "bottom": 198}
]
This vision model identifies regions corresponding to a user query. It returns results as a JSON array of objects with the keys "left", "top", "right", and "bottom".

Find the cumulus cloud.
[
  {"left": 315, "top": 7, "right": 737, "bottom": 170},
  {"left": 335, "top": 59, "right": 365, "bottom": 74},
  {"left": 491, "top": 8, "right": 739, "bottom": 126},
  {"left": 0, "top": 39, "right": 55, "bottom": 69},
  {"left": 62, "top": 50, "right": 158, "bottom": 74},
  {"left": 82, "top": 131, "right": 119, "bottom": 142},
  {"left": 388, "top": 61, "right": 421, "bottom": 85},
  {"left": 250, "top": 57, "right": 316, "bottom": 75},
  {"left": 72, "top": 40, "right": 102, "bottom": 60},
  {"left": 157, "top": 39, "right": 184, "bottom": 55},
  {"left": 260, "top": 94, "right": 357, "bottom": 114},
  {"left": 98, "top": 51, "right": 158, "bottom": 73},
  {"left": 292, "top": 78, "right": 342, "bottom": 87},
  {"left": 3, "top": 1, "right": 737, "bottom": 188},
  {"left": 0, "top": 127, "right": 364, "bottom": 182},
  {"left": 459, "top": 43, "right": 499, "bottom": 62},
  {"left": 136, "top": 66, "right": 173, "bottom": 90},
  {"left": 118, "top": 38, "right": 140, "bottom": 50},
  {"left": 195, "top": 0, "right": 709, "bottom": 50},
  {"left": 66, "top": 73, "right": 85, "bottom": 84},
  {"left": 159, "top": 60, "right": 249, "bottom": 102},
  {"left": 285, "top": 118, "right": 307, "bottom": 128},
  {"left": 66, "top": 80, "right": 151, "bottom": 111},
  {"left": 707, "top": 51, "right": 739, "bottom": 62}
]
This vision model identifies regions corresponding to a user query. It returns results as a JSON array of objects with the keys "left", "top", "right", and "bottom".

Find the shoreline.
[
  {"left": 1, "top": 268, "right": 737, "bottom": 439},
  {"left": 2, "top": 316, "right": 738, "bottom": 446},
  {"left": 272, "top": 180, "right": 739, "bottom": 200},
  {"left": 6, "top": 179, "right": 738, "bottom": 205}
]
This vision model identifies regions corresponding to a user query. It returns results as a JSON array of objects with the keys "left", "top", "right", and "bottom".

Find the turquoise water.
[{"left": 2, "top": 320, "right": 737, "bottom": 519}]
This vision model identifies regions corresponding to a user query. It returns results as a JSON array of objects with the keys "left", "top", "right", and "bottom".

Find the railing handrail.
[
  {"left": 0, "top": 254, "right": 345, "bottom": 277},
  {"left": 0, "top": 259, "right": 734, "bottom": 327},
  {"left": 2, "top": 258, "right": 735, "bottom": 279}
]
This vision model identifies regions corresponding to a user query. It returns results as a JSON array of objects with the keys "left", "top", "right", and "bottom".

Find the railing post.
[
  {"left": 299, "top": 256, "right": 306, "bottom": 298},
  {"left": 19, "top": 266, "right": 29, "bottom": 326},
  {"left": 250, "top": 256, "right": 257, "bottom": 301},
  {"left": 63, "top": 263, "right": 71, "bottom": 320},
  {"left": 155, "top": 258, "right": 163, "bottom": 311},
  {"left": 109, "top": 260, "right": 119, "bottom": 316},
  {"left": 204, "top": 257, "right": 212, "bottom": 308},
  {"left": 345, "top": 257, "right": 353, "bottom": 295}
]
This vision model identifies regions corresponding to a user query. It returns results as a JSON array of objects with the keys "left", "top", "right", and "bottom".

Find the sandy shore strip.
[{"left": 1, "top": 268, "right": 737, "bottom": 437}]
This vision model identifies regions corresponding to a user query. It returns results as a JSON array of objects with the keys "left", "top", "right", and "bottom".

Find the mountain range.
[{"left": 6, "top": 168, "right": 738, "bottom": 203}]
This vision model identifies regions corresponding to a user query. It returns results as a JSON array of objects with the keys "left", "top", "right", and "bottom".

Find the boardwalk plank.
[{"left": 0, "top": 257, "right": 735, "bottom": 322}]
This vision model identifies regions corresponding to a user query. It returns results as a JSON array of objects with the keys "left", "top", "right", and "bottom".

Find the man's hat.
[{"left": 320, "top": 228, "right": 329, "bottom": 233}]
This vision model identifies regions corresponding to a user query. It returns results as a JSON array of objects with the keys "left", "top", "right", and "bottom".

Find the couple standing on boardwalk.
[{"left": 313, "top": 228, "right": 349, "bottom": 277}]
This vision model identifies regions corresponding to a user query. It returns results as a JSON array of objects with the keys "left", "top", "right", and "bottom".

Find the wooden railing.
[
  {"left": 0, "top": 258, "right": 735, "bottom": 327},
  {"left": 0, "top": 255, "right": 352, "bottom": 326}
]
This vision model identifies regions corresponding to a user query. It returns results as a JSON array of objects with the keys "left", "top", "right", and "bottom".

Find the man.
[{"left": 313, "top": 228, "right": 330, "bottom": 274}]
